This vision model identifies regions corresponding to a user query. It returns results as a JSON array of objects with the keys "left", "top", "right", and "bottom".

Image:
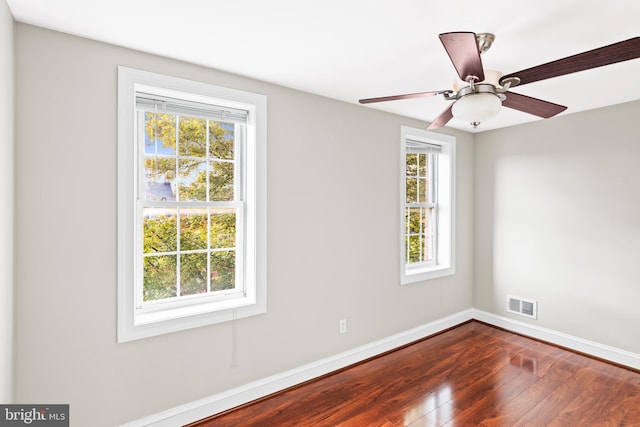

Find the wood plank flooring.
[{"left": 188, "top": 321, "right": 640, "bottom": 426}]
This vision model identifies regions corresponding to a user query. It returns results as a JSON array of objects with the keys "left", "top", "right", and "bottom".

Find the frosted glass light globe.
[{"left": 452, "top": 92, "right": 502, "bottom": 124}]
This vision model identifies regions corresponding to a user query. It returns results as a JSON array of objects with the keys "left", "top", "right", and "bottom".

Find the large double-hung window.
[
  {"left": 400, "top": 126, "right": 455, "bottom": 284},
  {"left": 118, "top": 67, "right": 266, "bottom": 342}
]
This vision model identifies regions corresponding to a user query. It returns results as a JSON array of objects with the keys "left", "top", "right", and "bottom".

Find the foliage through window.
[
  {"left": 141, "top": 111, "right": 238, "bottom": 301},
  {"left": 405, "top": 149, "right": 436, "bottom": 265}
]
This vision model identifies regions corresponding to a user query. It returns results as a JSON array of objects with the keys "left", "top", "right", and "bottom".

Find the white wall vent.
[{"left": 507, "top": 295, "right": 537, "bottom": 319}]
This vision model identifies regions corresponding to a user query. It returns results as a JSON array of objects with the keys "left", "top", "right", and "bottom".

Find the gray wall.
[
  {"left": 0, "top": 0, "right": 14, "bottom": 403},
  {"left": 14, "top": 24, "right": 474, "bottom": 426},
  {"left": 474, "top": 100, "right": 640, "bottom": 353}
]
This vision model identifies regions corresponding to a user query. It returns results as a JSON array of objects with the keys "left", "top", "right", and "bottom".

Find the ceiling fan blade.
[
  {"left": 426, "top": 104, "right": 454, "bottom": 130},
  {"left": 503, "top": 91, "right": 567, "bottom": 118},
  {"left": 359, "top": 90, "right": 447, "bottom": 104},
  {"left": 500, "top": 37, "right": 640, "bottom": 87},
  {"left": 439, "top": 32, "right": 485, "bottom": 82}
]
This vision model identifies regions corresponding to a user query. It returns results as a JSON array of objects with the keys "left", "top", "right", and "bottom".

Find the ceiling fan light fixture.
[
  {"left": 359, "top": 32, "right": 639, "bottom": 130},
  {"left": 452, "top": 84, "right": 502, "bottom": 128}
]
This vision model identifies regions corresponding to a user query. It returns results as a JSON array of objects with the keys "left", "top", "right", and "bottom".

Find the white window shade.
[
  {"left": 406, "top": 139, "right": 442, "bottom": 154},
  {"left": 136, "top": 92, "right": 249, "bottom": 123}
]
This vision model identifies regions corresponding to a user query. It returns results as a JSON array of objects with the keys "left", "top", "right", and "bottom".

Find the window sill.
[
  {"left": 118, "top": 296, "right": 266, "bottom": 343},
  {"left": 401, "top": 264, "right": 455, "bottom": 285}
]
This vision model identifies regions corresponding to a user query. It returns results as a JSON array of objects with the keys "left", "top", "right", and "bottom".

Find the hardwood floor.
[{"left": 188, "top": 321, "right": 640, "bottom": 426}]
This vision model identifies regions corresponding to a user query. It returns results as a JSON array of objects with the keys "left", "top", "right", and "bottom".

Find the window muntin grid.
[
  {"left": 137, "top": 110, "right": 244, "bottom": 308},
  {"left": 404, "top": 152, "right": 437, "bottom": 266}
]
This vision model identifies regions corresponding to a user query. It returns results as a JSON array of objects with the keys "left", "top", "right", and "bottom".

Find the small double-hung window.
[
  {"left": 404, "top": 140, "right": 438, "bottom": 266},
  {"left": 400, "top": 126, "right": 455, "bottom": 284},
  {"left": 118, "top": 67, "right": 266, "bottom": 342}
]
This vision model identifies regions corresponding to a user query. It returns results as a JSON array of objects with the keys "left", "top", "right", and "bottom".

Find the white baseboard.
[
  {"left": 122, "top": 309, "right": 474, "bottom": 427},
  {"left": 124, "top": 308, "right": 640, "bottom": 426},
  {"left": 473, "top": 309, "right": 640, "bottom": 371}
]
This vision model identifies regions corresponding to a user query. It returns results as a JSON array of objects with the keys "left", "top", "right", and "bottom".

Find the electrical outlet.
[{"left": 339, "top": 319, "right": 347, "bottom": 334}]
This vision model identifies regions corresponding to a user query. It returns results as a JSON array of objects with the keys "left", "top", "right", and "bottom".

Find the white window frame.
[
  {"left": 117, "top": 67, "right": 267, "bottom": 342},
  {"left": 400, "top": 126, "right": 455, "bottom": 285}
]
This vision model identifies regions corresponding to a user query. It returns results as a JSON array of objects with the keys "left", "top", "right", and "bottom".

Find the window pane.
[
  {"left": 406, "top": 177, "right": 417, "bottom": 203},
  {"left": 211, "top": 250, "right": 235, "bottom": 291},
  {"left": 418, "top": 153, "right": 427, "bottom": 177},
  {"left": 211, "top": 208, "right": 236, "bottom": 249},
  {"left": 406, "top": 153, "right": 417, "bottom": 177},
  {"left": 209, "top": 161, "right": 235, "bottom": 201},
  {"left": 418, "top": 178, "right": 428, "bottom": 203},
  {"left": 180, "top": 252, "right": 208, "bottom": 296},
  {"left": 210, "top": 121, "right": 234, "bottom": 160},
  {"left": 178, "top": 158, "right": 208, "bottom": 201},
  {"left": 143, "top": 255, "right": 177, "bottom": 301},
  {"left": 144, "top": 157, "right": 176, "bottom": 201},
  {"left": 144, "top": 113, "right": 176, "bottom": 155},
  {"left": 180, "top": 209, "right": 208, "bottom": 251},
  {"left": 407, "top": 208, "right": 421, "bottom": 234},
  {"left": 178, "top": 116, "right": 207, "bottom": 157},
  {"left": 418, "top": 154, "right": 430, "bottom": 203},
  {"left": 143, "top": 208, "right": 177, "bottom": 253},
  {"left": 407, "top": 235, "right": 423, "bottom": 264}
]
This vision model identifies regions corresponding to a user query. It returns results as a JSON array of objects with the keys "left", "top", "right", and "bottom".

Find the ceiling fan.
[{"left": 359, "top": 32, "right": 640, "bottom": 130}]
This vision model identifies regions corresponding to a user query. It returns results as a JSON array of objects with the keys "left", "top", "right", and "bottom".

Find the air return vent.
[{"left": 507, "top": 295, "right": 537, "bottom": 319}]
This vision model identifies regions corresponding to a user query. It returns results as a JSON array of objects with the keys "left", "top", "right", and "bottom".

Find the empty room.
[{"left": 1, "top": 1, "right": 639, "bottom": 426}]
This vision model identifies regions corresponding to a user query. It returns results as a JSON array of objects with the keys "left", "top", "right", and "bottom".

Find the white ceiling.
[{"left": 7, "top": 0, "right": 640, "bottom": 132}]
